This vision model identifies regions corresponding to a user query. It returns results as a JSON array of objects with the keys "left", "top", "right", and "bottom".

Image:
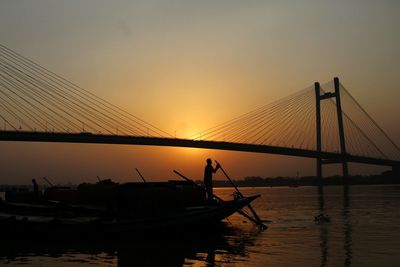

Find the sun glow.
[{"left": 175, "top": 147, "right": 203, "bottom": 156}]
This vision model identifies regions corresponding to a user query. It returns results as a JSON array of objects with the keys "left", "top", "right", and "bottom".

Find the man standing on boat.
[
  {"left": 204, "top": 158, "right": 220, "bottom": 201},
  {"left": 32, "top": 179, "right": 39, "bottom": 194}
]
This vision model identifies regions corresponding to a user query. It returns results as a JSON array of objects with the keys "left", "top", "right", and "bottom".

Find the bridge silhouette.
[{"left": 0, "top": 44, "right": 399, "bottom": 177}]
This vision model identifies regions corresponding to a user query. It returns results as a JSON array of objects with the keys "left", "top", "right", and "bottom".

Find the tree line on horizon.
[
  {"left": 0, "top": 169, "right": 398, "bottom": 191},
  {"left": 208, "top": 170, "right": 398, "bottom": 187}
]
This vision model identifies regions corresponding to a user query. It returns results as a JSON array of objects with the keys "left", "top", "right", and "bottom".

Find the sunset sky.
[{"left": 0, "top": 1, "right": 399, "bottom": 184}]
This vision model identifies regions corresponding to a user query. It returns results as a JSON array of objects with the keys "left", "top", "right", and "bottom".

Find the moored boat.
[{"left": 0, "top": 180, "right": 260, "bottom": 237}]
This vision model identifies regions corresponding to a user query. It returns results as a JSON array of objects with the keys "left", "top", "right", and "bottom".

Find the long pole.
[
  {"left": 215, "top": 160, "right": 264, "bottom": 224},
  {"left": 135, "top": 168, "right": 147, "bottom": 183},
  {"left": 42, "top": 177, "right": 53, "bottom": 187},
  {"left": 173, "top": 170, "right": 267, "bottom": 229}
]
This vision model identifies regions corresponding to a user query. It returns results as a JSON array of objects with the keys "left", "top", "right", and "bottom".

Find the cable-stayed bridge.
[{"left": 0, "top": 44, "right": 399, "bottom": 177}]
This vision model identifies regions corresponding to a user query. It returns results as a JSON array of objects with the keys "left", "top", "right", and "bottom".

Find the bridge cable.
[{"left": 0, "top": 44, "right": 172, "bottom": 137}]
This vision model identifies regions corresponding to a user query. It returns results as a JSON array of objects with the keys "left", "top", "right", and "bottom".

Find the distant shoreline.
[
  {"left": 210, "top": 170, "right": 399, "bottom": 187},
  {"left": 1, "top": 171, "right": 398, "bottom": 191}
]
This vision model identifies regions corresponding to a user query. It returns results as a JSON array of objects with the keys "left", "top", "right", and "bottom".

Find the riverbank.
[
  {"left": 1, "top": 170, "right": 398, "bottom": 192},
  {"left": 211, "top": 171, "right": 398, "bottom": 187}
]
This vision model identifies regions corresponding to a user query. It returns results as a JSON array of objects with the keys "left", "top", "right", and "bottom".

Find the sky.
[{"left": 0, "top": 0, "right": 399, "bottom": 184}]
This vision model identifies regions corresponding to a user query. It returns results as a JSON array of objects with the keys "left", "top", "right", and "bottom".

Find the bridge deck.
[{"left": 0, "top": 131, "right": 398, "bottom": 167}]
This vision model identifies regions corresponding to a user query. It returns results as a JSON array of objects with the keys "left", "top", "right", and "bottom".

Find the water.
[{"left": 1, "top": 185, "right": 400, "bottom": 266}]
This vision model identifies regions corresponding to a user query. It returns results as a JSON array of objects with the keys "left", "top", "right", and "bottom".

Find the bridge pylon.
[{"left": 315, "top": 77, "right": 349, "bottom": 183}]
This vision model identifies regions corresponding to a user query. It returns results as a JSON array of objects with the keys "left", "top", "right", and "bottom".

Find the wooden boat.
[{"left": 0, "top": 180, "right": 260, "bottom": 237}]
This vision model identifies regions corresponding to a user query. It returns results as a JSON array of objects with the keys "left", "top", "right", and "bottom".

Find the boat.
[{"left": 0, "top": 180, "right": 260, "bottom": 237}]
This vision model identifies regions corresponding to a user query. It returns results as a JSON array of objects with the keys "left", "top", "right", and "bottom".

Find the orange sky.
[{"left": 0, "top": 1, "right": 399, "bottom": 184}]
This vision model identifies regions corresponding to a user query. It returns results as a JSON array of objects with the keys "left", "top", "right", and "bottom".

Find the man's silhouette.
[
  {"left": 204, "top": 159, "right": 220, "bottom": 201},
  {"left": 32, "top": 179, "right": 39, "bottom": 194}
]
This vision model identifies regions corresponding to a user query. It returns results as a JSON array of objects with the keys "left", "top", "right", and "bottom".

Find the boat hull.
[{"left": 0, "top": 195, "right": 259, "bottom": 238}]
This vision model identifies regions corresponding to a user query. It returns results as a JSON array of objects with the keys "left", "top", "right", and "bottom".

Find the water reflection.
[
  {"left": 343, "top": 185, "right": 352, "bottom": 267},
  {"left": 318, "top": 185, "right": 325, "bottom": 212},
  {"left": 317, "top": 185, "right": 328, "bottom": 267},
  {"left": 0, "top": 224, "right": 259, "bottom": 266},
  {"left": 317, "top": 185, "right": 353, "bottom": 267}
]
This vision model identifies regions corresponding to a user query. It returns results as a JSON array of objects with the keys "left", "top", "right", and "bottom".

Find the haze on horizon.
[{"left": 0, "top": 0, "right": 399, "bottom": 185}]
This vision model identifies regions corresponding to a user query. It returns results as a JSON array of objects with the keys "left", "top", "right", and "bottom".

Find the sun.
[{"left": 175, "top": 147, "right": 204, "bottom": 156}]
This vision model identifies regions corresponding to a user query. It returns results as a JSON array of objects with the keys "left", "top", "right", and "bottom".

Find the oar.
[
  {"left": 173, "top": 170, "right": 267, "bottom": 229},
  {"left": 42, "top": 177, "right": 54, "bottom": 187},
  {"left": 215, "top": 160, "right": 264, "bottom": 225},
  {"left": 135, "top": 168, "right": 147, "bottom": 183}
]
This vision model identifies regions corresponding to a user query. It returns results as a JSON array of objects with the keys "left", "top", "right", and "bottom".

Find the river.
[{"left": 1, "top": 184, "right": 399, "bottom": 266}]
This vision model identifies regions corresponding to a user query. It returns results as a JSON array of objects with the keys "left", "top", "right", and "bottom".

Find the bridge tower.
[{"left": 315, "top": 77, "right": 349, "bottom": 183}]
